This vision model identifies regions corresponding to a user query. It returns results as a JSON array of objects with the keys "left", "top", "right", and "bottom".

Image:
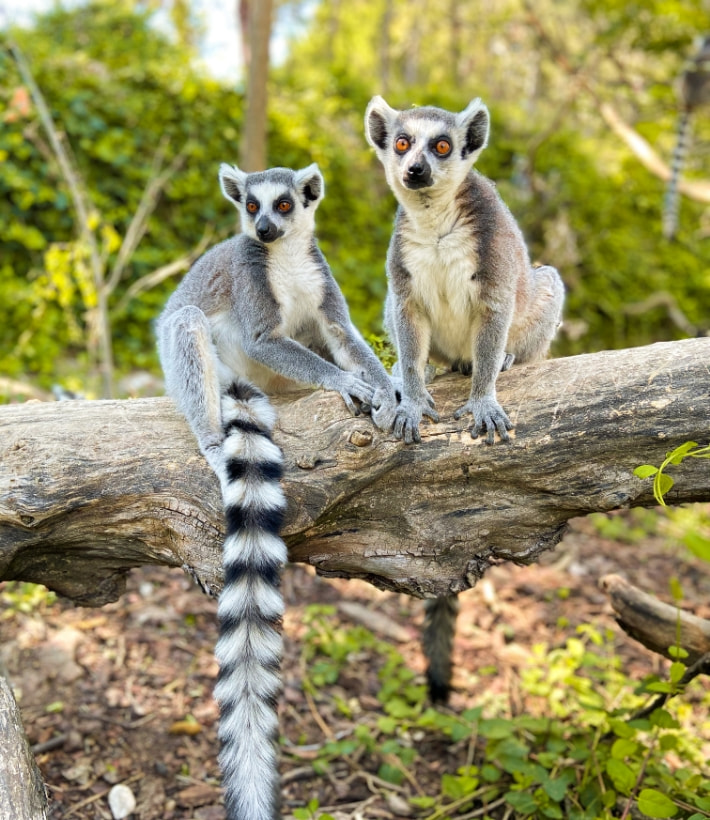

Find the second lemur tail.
[
  {"left": 422, "top": 594, "right": 460, "bottom": 704},
  {"left": 662, "top": 106, "right": 691, "bottom": 240},
  {"left": 214, "top": 380, "right": 287, "bottom": 820}
]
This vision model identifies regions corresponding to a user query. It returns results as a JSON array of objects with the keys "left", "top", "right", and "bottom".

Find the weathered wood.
[
  {"left": 0, "top": 667, "right": 49, "bottom": 819},
  {"left": 1, "top": 338, "right": 709, "bottom": 606},
  {"left": 600, "top": 574, "right": 710, "bottom": 664}
]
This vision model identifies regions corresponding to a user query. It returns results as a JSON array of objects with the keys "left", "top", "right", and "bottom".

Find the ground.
[{"left": 1, "top": 513, "right": 709, "bottom": 820}]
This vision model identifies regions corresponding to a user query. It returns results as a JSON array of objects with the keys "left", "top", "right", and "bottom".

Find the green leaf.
[
  {"left": 478, "top": 718, "right": 514, "bottom": 739},
  {"left": 666, "top": 441, "right": 698, "bottom": 464},
  {"left": 505, "top": 790, "right": 538, "bottom": 814},
  {"left": 669, "top": 661, "right": 686, "bottom": 685},
  {"left": 611, "top": 738, "right": 639, "bottom": 759},
  {"left": 605, "top": 758, "right": 636, "bottom": 795},
  {"left": 634, "top": 464, "right": 659, "bottom": 478},
  {"left": 682, "top": 531, "right": 710, "bottom": 562},
  {"left": 656, "top": 473, "right": 675, "bottom": 500},
  {"left": 650, "top": 708, "right": 680, "bottom": 729},
  {"left": 637, "top": 788, "right": 678, "bottom": 818}
]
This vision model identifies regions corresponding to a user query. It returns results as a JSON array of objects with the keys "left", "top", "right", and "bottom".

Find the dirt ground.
[{"left": 1, "top": 513, "right": 709, "bottom": 820}]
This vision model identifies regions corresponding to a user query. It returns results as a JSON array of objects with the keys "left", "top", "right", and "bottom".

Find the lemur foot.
[
  {"left": 393, "top": 395, "right": 439, "bottom": 444},
  {"left": 370, "top": 384, "right": 398, "bottom": 432},
  {"left": 454, "top": 395, "right": 512, "bottom": 445},
  {"left": 389, "top": 375, "right": 434, "bottom": 409}
]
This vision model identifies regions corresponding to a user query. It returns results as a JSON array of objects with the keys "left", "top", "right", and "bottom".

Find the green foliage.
[
  {"left": 0, "top": 581, "right": 56, "bottom": 616},
  {"left": 292, "top": 607, "right": 710, "bottom": 819},
  {"left": 3, "top": 0, "right": 710, "bottom": 393}
]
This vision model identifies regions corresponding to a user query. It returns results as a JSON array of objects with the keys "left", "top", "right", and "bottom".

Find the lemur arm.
[
  {"left": 453, "top": 304, "right": 513, "bottom": 445},
  {"left": 316, "top": 269, "right": 397, "bottom": 430},
  {"left": 240, "top": 323, "right": 375, "bottom": 416},
  {"left": 388, "top": 293, "right": 440, "bottom": 444}
]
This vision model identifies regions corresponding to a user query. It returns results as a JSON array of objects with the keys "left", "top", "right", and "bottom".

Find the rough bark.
[
  {"left": 600, "top": 574, "right": 710, "bottom": 664},
  {"left": 1, "top": 338, "right": 709, "bottom": 607},
  {"left": 0, "top": 668, "right": 49, "bottom": 819}
]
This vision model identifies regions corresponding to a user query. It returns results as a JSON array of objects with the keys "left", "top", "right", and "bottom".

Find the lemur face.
[
  {"left": 365, "top": 97, "right": 490, "bottom": 196},
  {"left": 219, "top": 164, "right": 324, "bottom": 244}
]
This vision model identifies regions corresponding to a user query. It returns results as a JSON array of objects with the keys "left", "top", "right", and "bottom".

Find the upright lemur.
[
  {"left": 365, "top": 96, "right": 564, "bottom": 701},
  {"left": 157, "top": 163, "right": 397, "bottom": 820}
]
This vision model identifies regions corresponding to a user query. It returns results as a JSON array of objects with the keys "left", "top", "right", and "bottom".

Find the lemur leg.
[
  {"left": 157, "top": 305, "right": 226, "bottom": 475},
  {"left": 508, "top": 265, "right": 565, "bottom": 364}
]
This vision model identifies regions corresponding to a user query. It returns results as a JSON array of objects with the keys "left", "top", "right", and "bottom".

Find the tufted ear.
[
  {"left": 365, "top": 95, "right": 398, "bottom": 151},
  {"left": 294, "top": 163, "right": 324, "bottom": 209},
  {"left": 456, "top": 98, "right": 490, "bottom": 160},
  {"left": 218, "top": 163, "right": 248, "bottom": 206}
]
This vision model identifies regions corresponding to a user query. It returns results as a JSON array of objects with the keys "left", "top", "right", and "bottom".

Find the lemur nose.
[{"left": 408, "top": 163, "right": 425, "bottom": 177}]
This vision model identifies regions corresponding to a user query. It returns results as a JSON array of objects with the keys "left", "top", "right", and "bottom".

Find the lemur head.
[
  {"left": 365, "top": 96, "right": 489, "bottom": 198},
  {"left": 219, "top": 164, "right": 324, "bottom": 243}
]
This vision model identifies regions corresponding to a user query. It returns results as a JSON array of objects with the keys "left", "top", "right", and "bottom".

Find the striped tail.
[
  {"left": 214, "top": 380, "right": 288, "bottom": 820},
  {"left": 663, "top": 107, "right": 691, "bottom": 240},
  {"left": 422, "top": 594, "right": 460, "bottom": 704}
]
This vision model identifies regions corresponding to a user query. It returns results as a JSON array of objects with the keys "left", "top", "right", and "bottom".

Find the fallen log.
[
  {"left": 600, "top": 573, "right": 710, "bottom": 664},
  {"left": 1, "top": 338, "right": 709, "bottom": 606}
]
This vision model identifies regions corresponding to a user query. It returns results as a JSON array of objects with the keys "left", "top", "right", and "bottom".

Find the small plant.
[
  {"left": 290, "top": 606, "right": 710, "bottom": 820},
  {"left": 635, "top": 441, "right": 710, "bottom": 508}
]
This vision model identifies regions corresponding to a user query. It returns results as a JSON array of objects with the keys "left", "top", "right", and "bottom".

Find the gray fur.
[
  {"left": 157, "top": 163, "right": 397, "bottom": 820},
  {"left": 365, "top": 95, "right": 564, "bottom": 445}
]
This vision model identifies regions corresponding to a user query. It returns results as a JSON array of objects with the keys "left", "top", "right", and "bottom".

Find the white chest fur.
[
  {"left": 399, "top": 204, "right": 480, "bottom": 360},
  {"left": 266, "top": 239, "right": 325, "bottom": 336}
]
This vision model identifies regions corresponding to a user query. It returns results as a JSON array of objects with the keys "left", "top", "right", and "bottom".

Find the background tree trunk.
[
  {"left": 1, "top": 338, "right": 709, "bottom": 607},
  {"left": 239, "top": 0, "right": 273, "bottom": 171}
]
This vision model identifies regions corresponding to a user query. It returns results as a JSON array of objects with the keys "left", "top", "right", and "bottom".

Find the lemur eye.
[
  {"left": 246, "top": 201, "right": 259, "bottom": 214},
  {"left": 395, "top": 136, "right": 410, "bottom": 153},
  {"left": 435, "top": 139, "right": 451, "bottom": 156},
  {"left": 276, "top": 199, "right": 292, "bottom": 213}
]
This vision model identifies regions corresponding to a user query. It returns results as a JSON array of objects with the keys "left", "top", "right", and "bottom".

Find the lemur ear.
[
  {"left": 365, "top": 96, "right": 397, "bottom": 151},
  {"left": 295, "top": 163, "right": 324, "bottom": 209},
  {"left": 456, "top": 99, "right": 490, "bottom": 161},
  {"left": 219, "top": 163, "right": 248, "bottom": 206}
]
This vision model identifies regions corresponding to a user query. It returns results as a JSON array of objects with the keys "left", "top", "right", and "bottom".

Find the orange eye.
[
  {"left": 246, "top": 201, "right": 258, "bottom": 214},
  {"left": 277, "top": 199, "right": 292, "bottom": 213},
  {"left": 395, "top": 136, "right": 410, "bottom": 153},
  {"left": 435, "top": 139, "right": 451, "bottom": 155}
]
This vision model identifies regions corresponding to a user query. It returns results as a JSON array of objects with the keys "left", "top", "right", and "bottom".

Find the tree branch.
[{"left": 1, "top": 339, "right": 709, "bottom": 607}]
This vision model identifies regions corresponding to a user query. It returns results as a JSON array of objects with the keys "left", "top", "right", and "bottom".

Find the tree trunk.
[
  {"left": 1, "top": 338, "right": 709, "bottom": 607},
  {"left": 0, "top": 668, "right": 48, "bottom": 819},
  {"left": 239, "top": 0, "right": 272, "bottom": 171}
]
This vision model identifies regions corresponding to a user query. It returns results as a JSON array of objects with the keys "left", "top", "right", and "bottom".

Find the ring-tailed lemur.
[
  {"left": 663, "top": 35, "right": 710, "bottom": 240},
  {"left": 365, "top": 96, "right": 564, "bottom": 702},
  {"left": 157, "top": 163, "right": 397, "bottom": 820}
]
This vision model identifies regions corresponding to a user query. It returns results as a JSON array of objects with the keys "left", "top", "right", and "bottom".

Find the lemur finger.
[{"left": 340, "top": 391, "right": 361, "bottom": 416}]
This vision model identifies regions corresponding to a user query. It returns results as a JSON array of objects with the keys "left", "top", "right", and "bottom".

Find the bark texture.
[
  {"left": 0, "top": 669, "right": 48, "bottom": 819},
  {"left": 1, "top": 338, "right": 709, "bottom": 607}
]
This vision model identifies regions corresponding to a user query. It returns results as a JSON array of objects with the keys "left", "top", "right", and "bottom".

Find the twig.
[{"left": 627, "top": 651, "right": 710, "bottom": 723}]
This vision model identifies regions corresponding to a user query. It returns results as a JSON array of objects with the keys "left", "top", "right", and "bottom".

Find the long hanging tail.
[
  {"left": 214, "top": 380, "right": 287, "bottom": 820},
  {"left": 662, "top": 107, "right": 691, "bottom": 240},
  {"left": 422, "top": 594, "right": 460, "bottom": 704}
]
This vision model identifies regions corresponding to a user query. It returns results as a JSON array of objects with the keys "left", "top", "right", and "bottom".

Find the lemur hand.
[
  {"left": 334, "top": 372, "right": 375, "bottom": 417},
  {"left": 454, "top": 395, "right": 512, "bottom": 445},
  {"left": 370, "top": 383, "right": 398, "bottom": 432},
  {"left": 393, "top": 395, "right": 439, "bottom": 445}
]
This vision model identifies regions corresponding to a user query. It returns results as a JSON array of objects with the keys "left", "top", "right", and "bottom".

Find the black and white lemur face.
[
  {"left": 365, "top": 96, "right": 490, "bottom": 196},
  {"left": 219, "top": 164, "right": 324, "bottom": 243}
]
